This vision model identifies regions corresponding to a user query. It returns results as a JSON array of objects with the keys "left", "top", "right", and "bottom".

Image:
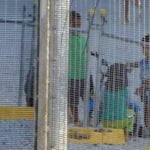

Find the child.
[
  {"left": 102, "top": 63, "right": 135, "bottom": 135},
  {"left": 135, "top": 35, "right": 150, "bottom": 137},
  {"left": 103, "top": 63, "right": 130, "bottom": 122}
]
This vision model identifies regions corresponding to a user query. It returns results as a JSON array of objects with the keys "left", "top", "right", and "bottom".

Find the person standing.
[
  {"left": 135, "top": 35, "right": 150, "bottom": 137},
  {"left": 68, "top": 11, "right": 87, "bottom": 125}
]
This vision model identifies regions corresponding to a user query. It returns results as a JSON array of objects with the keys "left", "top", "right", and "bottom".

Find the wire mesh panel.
[
  {"left": 0, "top": 0, "right": 38, "bottom": 149},
  {"left": 68, "top": 0, "right": 150, "bottom": 150}
]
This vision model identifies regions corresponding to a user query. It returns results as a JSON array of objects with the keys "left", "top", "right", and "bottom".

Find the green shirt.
[{"left": 68, "top": 33, "right": 87, "bottom": 80}]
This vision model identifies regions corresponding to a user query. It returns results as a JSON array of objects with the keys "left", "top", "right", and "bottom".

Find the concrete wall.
[{"left": 0, "top": 0, "right": 36, "bottom": 106}]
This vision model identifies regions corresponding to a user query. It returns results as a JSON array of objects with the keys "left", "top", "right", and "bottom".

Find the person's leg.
[
  {"left": 144, "top": 100, "right": 148, "bottom": 128},
  {"left": 68, "top": 80, "right": 80, "bottom": 124},
  {"left": 79, "top": 79, "right": 89, "bottom": 125},
  {"left": 80, "top": 79, "right": 85, "bottom": 100},
  {"left": 144, "top": 99, "right": 150, "bottom": 137},
  {"left": 68, "top": 80, "right": 73, "bottom": 123},
  {"left": 68, "top": 81, "right": 70, "bottom": 119},
  {"left": 147, "top": 101, "right": 150, "bottom": 137}
]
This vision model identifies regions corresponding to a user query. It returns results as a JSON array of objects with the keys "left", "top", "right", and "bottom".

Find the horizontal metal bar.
[
  {"left": 102, "top": 32, "right": 141, "bottom": 45},
  {"left": 70, "top": 26, "right": 141, "bottom": 45},
  {"left": 0, "top": 19, "right": 36, "bottom": 27}
]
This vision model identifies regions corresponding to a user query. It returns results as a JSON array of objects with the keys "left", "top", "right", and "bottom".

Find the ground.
[
  {"left": 68, "top": 138, "right": 150, "bottom": 150},
  {"left": 0, "top": 120, "right": 34, "bottom": 150},
  {"left": 1, "top": 120, "right": 150, "bottom": 150}
]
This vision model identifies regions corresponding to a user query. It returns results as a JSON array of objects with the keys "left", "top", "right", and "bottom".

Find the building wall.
[{"left": 0, "top": 0, "right": 36, "bottom": 106}]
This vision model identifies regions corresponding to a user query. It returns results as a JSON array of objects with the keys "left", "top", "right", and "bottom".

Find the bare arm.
[{"left": 135, "top": 79, "right": 150, "bottom": 96}]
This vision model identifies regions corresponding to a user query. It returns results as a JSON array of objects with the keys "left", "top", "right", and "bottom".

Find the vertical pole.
[
  {"left": 32, "top": 4, "right": 38, "bottom": 150},
  {"left": 18, "top": 6, "right": 26, "bottom": 106},
  {"left": 83, "top": 13, "right": 91, "bottom": 127},
  {"left": 93, "top": 21, "right": 102, "bottom": 128},
  {"left": 30, "top": 4, "right": 36, "bottom": 107},
  {"left": 37, "top": 0, "right": 70, "bottom": 148},
  {"left": 48, "top": 0, "right": 69, "bottom": 149},
  {"left": 29, "top": 4, "right": 36, "bottom": 68},
  {"left": 37, "top": 0, "right": 49, "bottom": 149}
]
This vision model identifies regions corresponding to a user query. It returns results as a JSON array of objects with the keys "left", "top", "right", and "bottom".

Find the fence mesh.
[
  {"left": 2, "top": 0, "right": 150, "bottom": 150},
  {"left": 68, "top": 0, "right": 150, "bottom": 150},
  {"left": 0, "top": 0, "right": 38, "bottom": 149}
]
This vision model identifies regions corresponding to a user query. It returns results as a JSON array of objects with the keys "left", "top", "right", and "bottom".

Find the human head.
[
  {"left": 70, "top": 11, "right": 81, "bottom": 28},
  {"left": 141, "top": 35, "right": 150, "bottom": 60}
]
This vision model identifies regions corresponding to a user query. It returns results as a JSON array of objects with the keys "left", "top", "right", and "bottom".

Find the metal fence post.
[
  {"left": 37, "top": 0, "right": 49, "bottom": 149},
  {"left": 48, "top": 0, "right": 70, "bottom": 149},
  {"left": 37, "top": 0, "right": 70, "bottom": 149}
]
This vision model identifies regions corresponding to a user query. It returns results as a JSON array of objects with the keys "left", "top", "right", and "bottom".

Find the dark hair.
[
  {"left": 142, "top": 35, "right": 150, "bottom": 42},
  {"left": 70, "top": 11, "right": 81, "bottom": 19},
  {"left": 105, "top": 63, "right": 128, "bottom": 91}
]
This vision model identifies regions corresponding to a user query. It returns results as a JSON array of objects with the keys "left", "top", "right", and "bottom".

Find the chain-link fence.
[
  {"left": 2, "top": 0, "right": 150, "bottom": 150},
  {"left": 0, "top": 0, "right": 38, "bottom": 149},
  {"left": 68, "top": 0, "right": 150, "bottom": 150}
]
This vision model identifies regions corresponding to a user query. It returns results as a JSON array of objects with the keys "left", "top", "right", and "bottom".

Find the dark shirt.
[{"left": 105, "top": 63, "right": 129, "bottom": 91}]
